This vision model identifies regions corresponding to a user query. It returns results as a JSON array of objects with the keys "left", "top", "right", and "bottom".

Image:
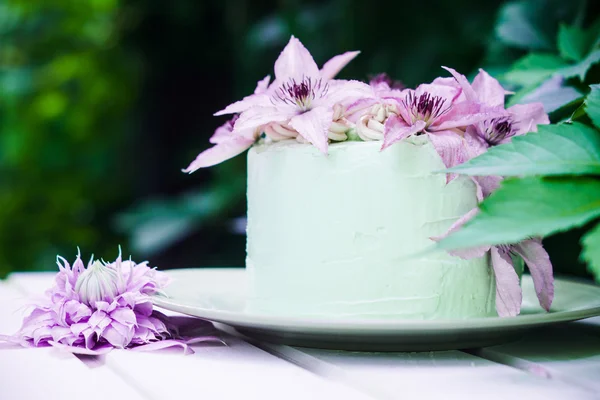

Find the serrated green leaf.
[
  {"left": 558, "top": 24, "right": 589, "bottom": 61},
  {"left": 447, "top": 122, "right": 600, "bottom": 177},
  {"left": 585, "top": 84, "right": 600, "bottom": 129},
  {"left": 504, "top": 53, "right": 566, "bottom": 86},
  {"left": 581, "top": 223, "right": 600, "bottom": 282},
  {"left": 436, "top": 176, "right": 600, "bottom": 251},
  {"left": 559, "top": 49, "right": 600, "bottom": 81}
]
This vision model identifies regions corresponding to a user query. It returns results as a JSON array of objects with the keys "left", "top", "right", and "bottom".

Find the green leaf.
[
  {"left": 585, "top": 84, "right": 600, "bottom": 129},
  {"left": 559, "top": 49, "right": 600, "bottom": 81},
  {"left": 436, "top": 176, "right": 600, "bottom": 251},
  {"left": 581, "top": 223, "right": 600, "bottom": 283},
  {"left": 495, "top": 2, "right": 554, "bottom": 50},
  {"left": 558, "top": 24, "right": 589, "bottom": 61},
  {"left": 504, "top": 54, "right": 566, "bottom": 86},
  {"left": 447, "top": 122, "right": 600, "bottom": 177}
]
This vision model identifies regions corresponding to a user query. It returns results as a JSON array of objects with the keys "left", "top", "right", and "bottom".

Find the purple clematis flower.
[
  {"left": 381, "top": 75, "right": 504, "bottom": 173},
  {"left": 183, "top": 36, "right": 366, "bottom": 172},
  {"left": 433, "top": 209, "right": 554, "bottom": 317},
  {"left": 1, "top": 249, "right": 221, "bottom": 354},
  {"left": 220, "top": 36, "right": 370, "bottom": 154},
  {"left": 442, "top": 67, "right": 549, "bottom": 156}
]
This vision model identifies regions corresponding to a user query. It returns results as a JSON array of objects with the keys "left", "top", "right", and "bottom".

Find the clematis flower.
[
  {"left": 224, "top": 36, "right": 371, "bottom": 154},
  {"left": 183, "top": 36, "right": 365, "bottom": 171},
  {"left": 382, "top": 75, "right": 504, "bottom": 172},
  {"left": 433, "top": 209, "right": 554, "bottom": 317},
  {"left": 443, "top": 67, "right": 549, "bottom": 155},
  {"left": 1, "top": 249, "right": 221, "bottom": 354}
]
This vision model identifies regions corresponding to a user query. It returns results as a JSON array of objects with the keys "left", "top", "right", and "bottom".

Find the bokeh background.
[{"left": 0, "top": 0, "right": 598, "bottom": 277}]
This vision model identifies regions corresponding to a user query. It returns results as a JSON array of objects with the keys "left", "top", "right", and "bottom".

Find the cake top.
[{"left": 182, "top": 35, "right": 548, "bottom": 178}]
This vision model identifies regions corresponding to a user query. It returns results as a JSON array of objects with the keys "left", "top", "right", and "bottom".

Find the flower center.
[
  {"left": 274, "top": 77, "right": 328, "bottom": 112},
  {"left": 484, "top": 117, "right": 515, "bottom": 145},
  {"left": 403, "top": 92, "right": 450, "bottom": 126},
  {"left": 75, "top": 260, "right": 120, "bottom": 306}
]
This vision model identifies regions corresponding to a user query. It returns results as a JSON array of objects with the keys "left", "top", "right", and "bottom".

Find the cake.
[
  {"left": 246, "top": 137, "right": 495, "bottom": 318},
  {"left": 184, "top": 35, "right": 553, "bottom": 319}
]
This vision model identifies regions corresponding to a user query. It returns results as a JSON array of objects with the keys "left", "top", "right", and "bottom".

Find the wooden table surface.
[{"left": 1, "top": 272, "right": 600, "bottom": 400}]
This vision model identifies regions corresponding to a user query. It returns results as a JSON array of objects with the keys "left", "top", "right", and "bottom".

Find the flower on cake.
[
  {"left": 2, "top": 249, "right": 221, "bottom": 354},
  {"left": 184, "top": 36, "right": 370, "bottom": 172}
]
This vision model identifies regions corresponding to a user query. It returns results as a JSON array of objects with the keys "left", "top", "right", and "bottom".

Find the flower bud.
[{"left": 75, "top": 260, "right": 119, "bottom": 306}]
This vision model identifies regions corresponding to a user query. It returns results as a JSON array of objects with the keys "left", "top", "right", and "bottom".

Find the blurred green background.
[{"left": 0, "top": 0, "right": 598, "bottom": 277}]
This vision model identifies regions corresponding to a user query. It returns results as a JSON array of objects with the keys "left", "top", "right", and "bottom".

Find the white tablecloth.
[{"left": 1, "top": 273, "right": 600, "bottom": 400}]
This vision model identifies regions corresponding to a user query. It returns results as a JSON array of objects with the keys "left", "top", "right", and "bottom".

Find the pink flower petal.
[
  {"left": 344, "top": 97, "right": 378, "bottom": 123},
  {"left": 507, "top": 102, "right": 550, "bottom": 137},
  {"left": 318, "top": 79, "right": 374, "bottom": 107},
  {"left": 464, "top": 126, "right": 489, "bottom": 159},
  {"left": 430, "top": 208, "right": 492, "bottom": 259},
  {"left": 183, "top": 136, "right": 255, "bottom": 173},
  {"left": 491, "top": 246, "right": 522, "bottom": 317},
  {"left": 274, "top": 36, "right": 320, "bottom": 82},
  {"left": 513, "top": 238, "right": 554, "bottom": 311},
  {"left": 381, "top": 116, "right": 425, "bottom": 150},
  {"left": 415, "top": 82, "right": 461, "bottom": 104},
  {"left": 288, "top": 106, "right": 333, "bottom": 154},
  {"left": 435, "top": 102, "right": 503, "bottom": 131},
  {"left": 441, "top": 66, "right": 477, "bottom": 102},
  {"left": 471, "top": 68, "right": 506, "bottom": 108},
  {"left": 254, "top": 75, "right": 271, "bottom": 94},
  {"left": 214, "top": 93, "right": 271, "bottom": 116},
  {"left": 110, "top": 308, "right": 137, "bottom": 326},
  {"left": 234, "top": 106, "right": 294, "bottom": 132},
  {"left": 426, "top": 130, "right": 468, "bottom": 171},
  {"left": 320, "top": 51, "right": 360, "bottom": 80}
]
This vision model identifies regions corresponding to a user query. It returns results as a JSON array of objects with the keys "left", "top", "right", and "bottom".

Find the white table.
[{"left": 2, "top": 272, "right": 600, "bottom": 400}]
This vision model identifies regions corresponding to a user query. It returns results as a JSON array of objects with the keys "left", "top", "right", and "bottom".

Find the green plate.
[{"left": 152, "top": 268, "right": 600, "bottom": 351}]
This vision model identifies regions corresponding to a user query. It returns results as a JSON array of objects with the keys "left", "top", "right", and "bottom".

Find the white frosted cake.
[
  {"left": 246, "top": 136, "right": 496, "bottom": 319},
  {"left": 185, "top": 36, "right": 552, "bottom": 320}
]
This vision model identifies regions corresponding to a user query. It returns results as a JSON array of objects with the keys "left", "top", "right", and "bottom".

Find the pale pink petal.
[
  {"left": 209, "top": 120, "right": 234, "bottom": 144},
  {"left": 289, "top": 106, "right": 334, "bottom": 154},
  {"left": 471, "top": 68, "right": 506, "bottom": 108},
  {"left": 234, "top": 106, "right": 294, "bottom": 132},
  {"left": 513, "top": 238, "right": 554, "bottom": 311},
  {"left": 472, "top": 175, "right": 503, "bottom": 200},
  {"left": 435, "top": 102, "right": 504, "bottom": 131},
  {"left": 318, "top": 79, "right": 374, "bottom": 107},
  {"left": 426, "top": 130, "right": 468, "bottom": 170},
  {"left": 254, "top": 75, "right": 271, "bottom": 94},
  {"left": 464, "top": 126, "right": 489, "bottom": 159},
  {"left": 381, "top": 116, "right": 425, "bottom": 150},
  {"left": 415, "top": 83, "right": 461, "bottom": 104},
  {"left": 344, "top": 97, "right": 378, "bottom": 123},
  {"left": 507, "top": 103, "right": 550, "bottom": 137},
  {"left": 274, "top": 36, "right": 320, "bottom": 82},
  {"left": 431, "top": 76, "right": 461, "bottom": 89},
  {"left": 491, "top": 246, "right": 522, "bottom": 317},
  {"left": 441, "top": 66, "right": 477, "bottom": 102},
  {"left": 431, "top": 208, "right": 492, "bottom": 259},
  {"left": 214, "top": 93, "right": 271, "bottom": 116},
  {"left": 320, "top": 51, "right": 360, "bottom": 80},
  {"left": 183, "top": 136, "right": 255, "bottom": 173}
]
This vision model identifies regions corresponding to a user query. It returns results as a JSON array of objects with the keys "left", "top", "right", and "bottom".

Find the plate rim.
[{"left": 152, "top": 268, "right": 600, "bottom": 334}]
